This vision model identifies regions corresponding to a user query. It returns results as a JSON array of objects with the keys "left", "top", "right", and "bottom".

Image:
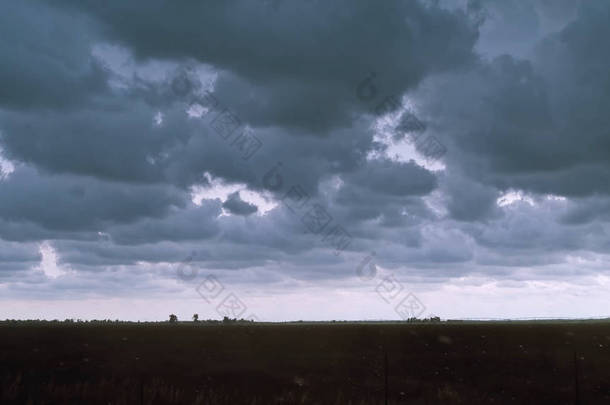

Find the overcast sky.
[{"left": 1, "top": 0, "right": 609, "bottom": 321}]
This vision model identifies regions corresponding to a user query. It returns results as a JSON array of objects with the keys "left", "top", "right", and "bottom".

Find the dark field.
[{"left": 1, "top": 321, "right": 610, "bottom": 404}]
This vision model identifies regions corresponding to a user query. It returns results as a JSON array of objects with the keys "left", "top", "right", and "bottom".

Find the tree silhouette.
[
  {"left": 192, "top": 314, "right": 199, "bottom": 322},
  {"left": 169, "top": 314, "right": 178, "bottom": 323}
]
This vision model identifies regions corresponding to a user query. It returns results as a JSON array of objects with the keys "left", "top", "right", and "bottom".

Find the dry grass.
[{"left": 2, "top": 320, "right": 610, "bottom": 404}]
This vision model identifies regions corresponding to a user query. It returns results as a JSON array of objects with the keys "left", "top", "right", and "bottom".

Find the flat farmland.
[{"left": 1, "top": 321, "right": 609, "bottom": 404}]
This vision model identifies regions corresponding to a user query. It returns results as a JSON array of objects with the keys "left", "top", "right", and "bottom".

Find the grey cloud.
[
  {"left": 2, "top": 0, "right": 610, "bottom": 304},
  {"left": 559, "top": 197, "right": 610, "bottom": 226},
  {"left": 346, "top": 159, "right": 437, "bottom": 197},
  {"left": 0, "top": 1, "right": 109, "bottom": 110},
  {"left": 0, "top": 240, "right": 41, "bottom": 278},
  {"left": 417, "top": 1, "right": 610, "bottom": 198},
  {"left": 0, "top": 99, "right": 198, "bottom": 184},
  {"left": 223, "top": 191, "right": 258, "bottom": 216},
  {"left": 0, "top": 167, "right": 187, "bottom": 231},
  {"left": 441, "top": 172, "right": 501, "bottom": 222},
  {"left": 56, "top": 0, "right": 478, "bottom": 134},
  {"left": 108, "top": 200, "right": 222, "bottom": 245}
]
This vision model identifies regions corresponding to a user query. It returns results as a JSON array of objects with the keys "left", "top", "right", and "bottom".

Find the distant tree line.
[
  {"left": 1, "top": 319, "right": 139, "bottom": 324},
  {"left": 168, "top": 314, "right": 256, "bottom": 324},
  {"left": 406, "top": 316, "right": 442, "bottom": 323},
  {"left": 1, "top": 315, "right": 442, "bottom": 324}
]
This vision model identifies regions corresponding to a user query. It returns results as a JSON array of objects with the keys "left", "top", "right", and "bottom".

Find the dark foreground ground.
[{"left": 1, "top": 320, "right": 609, "bottom": 404}]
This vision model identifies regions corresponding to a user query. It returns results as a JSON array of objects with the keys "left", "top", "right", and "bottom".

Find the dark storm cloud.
[
  {"left": 0, "top": 98, "right": 200, "bottom": 184},
  {"left": 0, "top": 218, "right": 96, "bottom": 243},
  {"left": 54, "top": 0, "right": 479, "bottom": 133},
  {"left": 51, "top": 240, "right": 203, "bottom": 269},
  {"left": 559, "top": 197, "right": 610, "bottom": 226},
  {"left": 418, "top": 1, "right": 610, "bottom": 198},
  {"left": 108, "top": 200, "right": 222, "bottom": 245},
  {"left": 0, "top": 240, "right": 41, "bottom": 277},
  {"left": 0, "top": 167, "right": 187, "bottom": 231},
  {"left": 474, "top": 0, "right": 580, "bottom": 58},
  {"left": 0, "top": 1, "right": 109, "bottom": 110},
  {"left": 468, "top": 200, "right": 610, "bottom": 269},
  {"left": 332, "top": 176, "right": 434, "bottom": 226},
  {"left": 223, "top": 192, "right": 258, "bottom": 216},
  {"left": 3, "top": 0, "right": 610, "bottom": 301},
  {"left": 440, "top": 172, "right": 501, "bottom": 222},
  {"left": 345, "top": 159, "right": 437, "bottom": 197},
  {"left": 1, "top": 0, "right": 474, "bottom": 197}
]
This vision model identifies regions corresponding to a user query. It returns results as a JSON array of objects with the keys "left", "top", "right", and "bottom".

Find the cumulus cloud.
[
  {"left": 1, "top": 0, "right": 609, "bottom": 320},
  {"left": 223, "top": 191, "right": 258, "bottom": 216}
]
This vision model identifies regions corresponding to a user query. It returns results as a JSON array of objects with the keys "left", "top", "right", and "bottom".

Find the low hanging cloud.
[
  {"left": 0, "top": 0, "right": 609, "bottom": 320},
  {"left": 223, "top": 191, "right": 258, "bottom": 216}
]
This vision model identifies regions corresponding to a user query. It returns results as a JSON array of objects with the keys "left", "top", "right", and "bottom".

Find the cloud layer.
[{"left": 1, "top": 0, "right": 609, "bottom": 320}]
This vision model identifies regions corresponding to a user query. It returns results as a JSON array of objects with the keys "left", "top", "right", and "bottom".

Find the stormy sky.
[{"left": 1, "top": 0, "right": 609, "bottom": 321}]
